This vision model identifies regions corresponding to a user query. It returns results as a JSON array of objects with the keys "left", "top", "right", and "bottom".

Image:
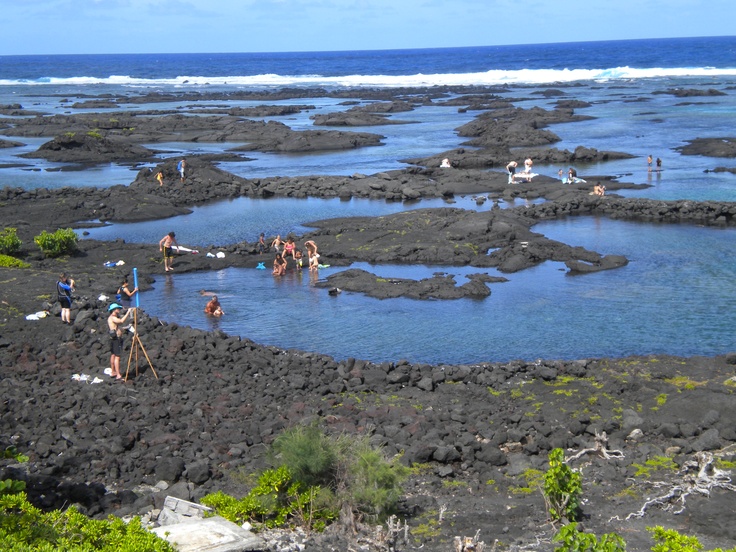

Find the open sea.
[{"left": 1, "top": 36, "right": 735, "bottom": 364}]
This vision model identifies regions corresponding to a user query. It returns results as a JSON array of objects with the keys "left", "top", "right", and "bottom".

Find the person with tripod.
[{"left": 108, "top": 303, "right": 135, "bottom": 380}]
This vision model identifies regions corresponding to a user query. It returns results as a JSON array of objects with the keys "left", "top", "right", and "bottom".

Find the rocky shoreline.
[{"left": 1, "top": 85, "right": 736, "bottom": 551}]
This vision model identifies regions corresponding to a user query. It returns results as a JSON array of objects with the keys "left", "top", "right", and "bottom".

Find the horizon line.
[{"left": 1, "top": 34, "right": 734, "bottom": 59}]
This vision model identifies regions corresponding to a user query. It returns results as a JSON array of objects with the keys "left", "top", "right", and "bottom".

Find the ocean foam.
[{"left": 2, "top": 67, "right": 736, "bottom": 89}]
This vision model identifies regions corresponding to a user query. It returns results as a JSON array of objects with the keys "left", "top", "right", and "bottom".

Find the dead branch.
[
  {"left": 566, "top": 430, "right": 624, "bottom": 463},
  {"left": 625, "top": 451, "right": 736, "bottom": 520}
]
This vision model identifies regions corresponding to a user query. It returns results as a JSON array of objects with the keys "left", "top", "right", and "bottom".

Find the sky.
[{"left": 1, "top": 0, "right": 734, "bottom": 56}]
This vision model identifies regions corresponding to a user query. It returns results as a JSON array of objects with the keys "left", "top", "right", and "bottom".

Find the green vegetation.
[
  {"left": 0, "top": 228, "right": 22, "bottom": 256},
  {"left": 648, "top": 526, "right": 736, "bottom": 552},
  {"left": 201, "top": 466, "right": 335, "bottom": 531},
  {"left": 0, "top": 484, "right": 175, "bottom": 551},
  {"left": 715, "top": 458, "right": 736, "bottom": 470},
  {"left": 86, "top": 130, "right": 103, "bottom": 139},
  {"left": 510, "top": 468, "right": 545, "bottom": 495},
  {"left": 544, "top": 448, "right": 582, "bottom": 523},
  {"left": 632, "top": 456, "right": 678, "bottom": 478},
  {"left": 2, "top": 446, "right": 29, "bottom": 463},
  {"left": 663, "top": 376, "right": 706, "bottom": 390},
  {"left": 0, "top": 254, "right": 30, "bottom": 269},
  {"left": 441, "top": 480, "right": 468, "bottom": 489},
  {"left": 202, "top": 425, "right": 408, "bottom": 532},
  {"left": 411, "top": 511, "right": 442, "bottom": 541},
  {"left": 33, "top": 228, "right": 78, "bottom": 257},
  {"left": 554, "top": 522, "right": 626, "bottom": 552}
]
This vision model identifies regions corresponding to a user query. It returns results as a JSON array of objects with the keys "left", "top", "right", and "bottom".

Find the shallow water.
[
  {"left": 80, "top": 195, "right": 540, "bottom": 246},
  {"left": 137, "top": 217, "right": 736, "bottom": 364}
]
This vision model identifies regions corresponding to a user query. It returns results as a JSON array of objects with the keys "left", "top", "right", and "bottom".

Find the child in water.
[{"left": 272, "top": 254, "right": 287, "bottom": 276}]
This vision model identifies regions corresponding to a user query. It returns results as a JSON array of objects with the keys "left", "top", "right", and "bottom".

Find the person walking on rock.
[
  {"left": 107, "top": 303, "right": 134, "bottom": 380},
  {"left": 159, "top": 231, "right": 178, "bottom": 272},
  {"left": 57, "top": 272, "right": 75, "bottom": 324}
]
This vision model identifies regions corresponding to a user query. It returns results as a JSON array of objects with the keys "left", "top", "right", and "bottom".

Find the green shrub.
[
  {"left": 201, "top": 466, "right": 337, "bottom": 532},
  {"left": 33, "top": 228, "right": 78, "bottom": 257},
  {"left": 0, "top": 228, "right": 21, "bottom": 256},
  {"left": 554, "top": 522, "right": 626, "bottom": 552},
  {"left": 274, "top": 426, "right": 409, "bottom": 524},
  {"left": 272, "top": 424, "right": 337, "bottom": 488},
  {"left": 0, "top": 254, "right": 30, "bottom": 268},
  {"left": 544, "top": 448, "right": 582, "bottom": 523},
  {"left": 204, "top": 425, "right": 408, "bottom": 532},
  {"left": 2, "top": 446, "right": 29, "bottom": 463},
  {"left": 344, "top": 439, "right": 408, "bottom": 522},
  {"left": 0, "top": 487, "right": 175, "bottom": 551},
  {"left": 647, "top": 526, "right": 736, "bottom": 552}
]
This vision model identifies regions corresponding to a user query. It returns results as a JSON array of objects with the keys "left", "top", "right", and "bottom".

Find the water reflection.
[{"left": 80, "top": 195, "right": 537, "bottom": 247}]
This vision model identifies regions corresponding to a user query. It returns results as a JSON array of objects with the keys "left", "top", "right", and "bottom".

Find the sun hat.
[{"left": 108, "top": 303, "right": 123, "bottom": 311}]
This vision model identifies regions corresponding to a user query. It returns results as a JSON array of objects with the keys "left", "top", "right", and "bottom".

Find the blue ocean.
[{"left": 1, "top": 36, "right": 735, "bottom": 364}]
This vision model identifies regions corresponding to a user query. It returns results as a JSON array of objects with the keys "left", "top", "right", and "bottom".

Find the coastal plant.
[
  {"left": 272, "top": 424, "right": 337, "bottom": 488},
  {"left": 2, "top": 445, "right": 29, "bottom": 463},
  {"left": 33, "top": 228, "right": 78, "bottom": 257},
  {"left": 0, "top": 486, "right": 176, "bottom": 551},
  {"left": 200, "top": 467, "right": 326, "bottom": 530},
  {"left": 0, "top": 254, "right": 30, "bottom": 269},
  {"left": 553, "top": 522, "right": 626, "bottom": 552},
  {"left": 632, "top": 456, "right": 678, "bottom": 478},
  {"left": 0, "top": 479, "right": 26, "bottom": 498},
  {"left": 273, "top": 425, "right": 409, "bottom": 525},
  {"left": 544, "top": 448, "right": 582, "bottom": 523},
  {"left": 0, "top": 227, "right": 22, "bottom": 256},
  {"left": 647, "top": 525, "right": 736, "bottom": 552},
  {"left": 204, "top": 426, "right": 406, "bottom": 532},
  {"left": 663, "top": 376, "right": 706, "bottom": 390}
]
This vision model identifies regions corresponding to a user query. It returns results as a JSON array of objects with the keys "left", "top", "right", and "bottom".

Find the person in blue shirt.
[
  {"left": 177, "top": 158, "right": 186, "bottom": 182},
  {"left": 57, "top": 272, "right": 75, "bottom": 324}
]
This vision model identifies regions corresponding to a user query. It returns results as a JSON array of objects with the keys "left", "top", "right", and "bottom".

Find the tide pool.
[
  {"left": 80, "top": 195, "right": 528, "bottom": 246},
  {"left": 137, "top": 217, "right": 736, "bottom": 364}
]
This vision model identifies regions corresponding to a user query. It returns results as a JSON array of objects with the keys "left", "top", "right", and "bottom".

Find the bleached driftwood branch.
[
  {"left": 566, "top": 430, "right": 624, "bottom": 463},
  {"left": 625, "top": 451, "right": 736, "bottom": 520}
]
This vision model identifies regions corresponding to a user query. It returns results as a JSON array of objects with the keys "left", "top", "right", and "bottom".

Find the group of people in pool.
[{"left": 266, "top": 236, "right": 320, "bottom": 276}]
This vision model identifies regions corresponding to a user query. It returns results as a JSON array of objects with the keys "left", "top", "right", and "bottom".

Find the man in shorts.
[
  {"left": 159, "top": 231, "right": 178, "bottom": 272},
  {"left": 108, "top": 303, "right": 134, "bottom": 380}
]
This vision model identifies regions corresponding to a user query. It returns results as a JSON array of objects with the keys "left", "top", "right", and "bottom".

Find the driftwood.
[
  {"left": 566, "top": 430, "right": 624, "bottom": 463},
  {"left": 623, "top": 450, "right": 736, "bottom": 520}
]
